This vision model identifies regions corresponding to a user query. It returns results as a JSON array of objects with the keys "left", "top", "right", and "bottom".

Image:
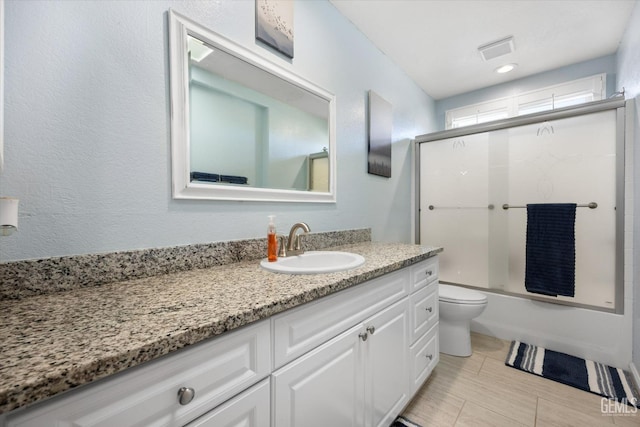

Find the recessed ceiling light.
[{"left": 495, "top": 63, "right": 517, "bottom": 74}]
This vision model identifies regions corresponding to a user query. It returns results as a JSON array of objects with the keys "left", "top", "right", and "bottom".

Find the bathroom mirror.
[{"left": 168, "top": 10, "right": 336, "bottom": 202}]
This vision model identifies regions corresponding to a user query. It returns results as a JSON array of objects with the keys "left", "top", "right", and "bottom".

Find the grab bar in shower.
[
  {"left": 428, "top": 204, "right": 495, "bottom": 210},
  {"left": 502, "top": 202, "right": 598, "bottom": 210}
]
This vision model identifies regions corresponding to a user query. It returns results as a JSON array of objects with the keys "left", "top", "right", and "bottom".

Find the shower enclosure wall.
[{"left": 415, "top": 99, "right": 625, "bottom": 313}]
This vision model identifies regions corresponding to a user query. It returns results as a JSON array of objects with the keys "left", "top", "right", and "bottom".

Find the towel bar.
[
  {"left": 428, "top": 204, "right": 495, "bottom": 210},
  {"left": 502, "top": 202, "right": 598, "bottom": 210}
]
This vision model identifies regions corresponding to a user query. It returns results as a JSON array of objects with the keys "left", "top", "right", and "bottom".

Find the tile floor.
[{"left": 401, "top": 332, "right": 640, "bottom": 427}]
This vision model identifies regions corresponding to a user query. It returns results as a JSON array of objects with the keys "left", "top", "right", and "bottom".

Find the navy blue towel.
[{"left": 525, "top": 203, "right": 576, "bottom": 297}]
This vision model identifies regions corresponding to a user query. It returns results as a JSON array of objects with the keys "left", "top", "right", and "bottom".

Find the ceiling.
[{"left": 330, "top": 0, "right": 637, "bottom": 100}]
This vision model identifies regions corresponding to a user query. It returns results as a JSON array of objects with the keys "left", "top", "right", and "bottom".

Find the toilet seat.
[{"left": 439, "top": 284, "right": 487, "bottom": 304}]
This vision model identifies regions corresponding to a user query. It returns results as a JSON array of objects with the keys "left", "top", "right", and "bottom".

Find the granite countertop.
[{"left": 0, "top": 242, "right": 441, "bottom": 415}]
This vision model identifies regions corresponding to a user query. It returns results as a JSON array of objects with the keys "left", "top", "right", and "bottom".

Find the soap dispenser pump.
[{"left": 267, "top": 215, "right": 277, "bottom": 262}]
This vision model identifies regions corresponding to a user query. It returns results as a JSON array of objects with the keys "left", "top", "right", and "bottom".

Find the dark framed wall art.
[{"left": 367, "top": 90, "right": 392, "bottom": 178}]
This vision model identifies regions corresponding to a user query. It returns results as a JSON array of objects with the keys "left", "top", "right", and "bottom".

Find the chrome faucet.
[{"left": 285, "top": 222, "right": 311, "bottom": 256}]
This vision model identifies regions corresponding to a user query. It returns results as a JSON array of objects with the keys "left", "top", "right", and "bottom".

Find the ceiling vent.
[{"left": 478, "top": 36, "right": 515, "bottom": 61}]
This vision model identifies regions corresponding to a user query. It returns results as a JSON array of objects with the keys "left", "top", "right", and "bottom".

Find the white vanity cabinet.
[
  {"left": 5, "top": 320, "right": 271, "bottom": 427},
  {"left": 409, "top": 257, "right": 440, "bottom": 394},
  {"left": 272, "top": 298, "right": 410, "bottom": 427},
  {"left": 271, "top": 257, "right": 438, "bottom": 427},
  {"left": 4, "top": 256, "right": 439, "bottom": 427}
]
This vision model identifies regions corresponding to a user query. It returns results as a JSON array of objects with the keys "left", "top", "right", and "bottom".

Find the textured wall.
[
  {"left": 616, "top": 0, "right": 640, "bottom": 374},
  {"left": 0, "top": 0, "right": 436, "bottom": 261}
]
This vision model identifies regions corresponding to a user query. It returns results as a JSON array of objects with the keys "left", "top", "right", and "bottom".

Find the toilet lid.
[{"left": 439, "top": 284, "right": 487, "bottom": 304}]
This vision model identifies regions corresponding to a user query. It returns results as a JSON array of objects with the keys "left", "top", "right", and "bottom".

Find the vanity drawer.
[
  {"left": 6, "top": 320, "right": 271, "bottom": 427},
  {"left": 272, "top": 268, "right": 410, "bottom": 369},
  {"left": 409, "top": 280, "right": 438, "bottom": 344},
  {"left": 410, "top": 256, "right": 438, "bottom": 293},
  {"left": 409, "top": 324, "right": 439, "bottom": 395},
  {"left": 185, "top": 378, "right": 270, "bottom": 427}
]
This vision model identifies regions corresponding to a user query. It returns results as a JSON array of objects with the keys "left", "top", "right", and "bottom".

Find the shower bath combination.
[{"left": 415, "top": 98, "right": 626, "bottom": 313}]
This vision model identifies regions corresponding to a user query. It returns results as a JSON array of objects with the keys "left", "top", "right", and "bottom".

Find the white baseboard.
[{"left": 630, "top": 362, "right": 640, "bottom": 391}]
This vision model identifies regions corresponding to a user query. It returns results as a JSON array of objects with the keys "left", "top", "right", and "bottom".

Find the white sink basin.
[{"left": 260, "top": 251, "right": 365, "bottom": 275}]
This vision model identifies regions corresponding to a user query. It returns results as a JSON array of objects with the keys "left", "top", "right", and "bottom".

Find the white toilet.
[{"left": 439, "top": 284, "right": 488, "bottom": 357}]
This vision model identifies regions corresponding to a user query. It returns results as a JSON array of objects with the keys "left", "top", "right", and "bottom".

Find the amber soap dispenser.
[{"left": 267, "top": 215, "right": 277, "bottom": 262}]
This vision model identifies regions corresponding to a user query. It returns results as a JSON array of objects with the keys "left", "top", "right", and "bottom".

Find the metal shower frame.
[{"left": 414, "top": 98, "right": 629, "bottom": 314}]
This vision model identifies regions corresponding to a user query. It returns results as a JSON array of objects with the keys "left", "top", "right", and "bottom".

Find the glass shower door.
[
  {"left": 419, "top": 108, "right": 618, "bottom": 310},
  {"left": 420, "top": 132, "right": 491, "bottom": 288}
]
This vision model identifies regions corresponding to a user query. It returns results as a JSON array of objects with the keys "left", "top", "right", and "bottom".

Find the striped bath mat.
[
  {"left": 391, "top": 416, "right": 422, "bottom": 427},
  {"left": 506, "top": 341, "right": 640, "bottom": 407}
]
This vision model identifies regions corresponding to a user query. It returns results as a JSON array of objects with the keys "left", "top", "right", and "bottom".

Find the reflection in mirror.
[
  {"left": 169, "top": 10, "right": 336, "bottom": 202},
  {"left": 308, "top": 149, "right": 329, "bottom": 192}
]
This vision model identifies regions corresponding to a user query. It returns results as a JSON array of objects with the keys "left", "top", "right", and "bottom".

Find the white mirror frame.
[{"left": 168, "top": 10, "right": 336, "bottom": 203}]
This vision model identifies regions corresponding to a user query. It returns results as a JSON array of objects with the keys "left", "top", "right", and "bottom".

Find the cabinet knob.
[
  {"left": 177, "top": 387, "right": 196, "bottom": 405},
  {"left": 359, "top": 332, "right": 368, "bottom": 342},
  {"left": 366, "top": 326, "right": 376, "bottom": 335},
  {"left": 426, "top": 354, "right": 433, "bottom": 361},
  {"left": 425, "top": 307, "right": 433, "bottom": 313}
]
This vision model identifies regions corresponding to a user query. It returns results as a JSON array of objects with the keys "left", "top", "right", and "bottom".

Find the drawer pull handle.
[
  {"left": 366, "top": 326, "right": 376, "bottom": 335},
  {"left": 425, "top": 307, "right": 433, "bottom": 313},
  {"left": 359, "top": 332, "right": 368, "bottom": 342},
  {"left": 426, "top": 354, "right": 433, "bottom": 361},
  {"left": 178, "top": 387, "right": 196, "bottom": 405},
  {"left": 425, "top": 270, "right": 433, "bottom": 277}
]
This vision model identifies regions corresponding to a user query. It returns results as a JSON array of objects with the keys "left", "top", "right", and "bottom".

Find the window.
[{"left": 446, "top": 74, "right": 605, "bottom": 129}]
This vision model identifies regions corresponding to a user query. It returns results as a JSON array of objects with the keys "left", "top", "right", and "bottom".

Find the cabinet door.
[
  {"left": 410, "top": 324, "right": 439, "bottom": 395},
  {"left": 272, "top": 324, "right": 365, "bottom": 427},
  {"left": 364, "top": 298, "right": 410, "bottom": 427},
  {"left": 185, "top": 378, "right": 270, "bottom": 427}
]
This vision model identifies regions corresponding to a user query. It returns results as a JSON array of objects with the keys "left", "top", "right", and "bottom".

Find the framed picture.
[
  {"left": 255, "top": 0, "right": 294, "bottom": 58},
  {"left": 367, "top": 91, "right": 392, "bottom": 178}
]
